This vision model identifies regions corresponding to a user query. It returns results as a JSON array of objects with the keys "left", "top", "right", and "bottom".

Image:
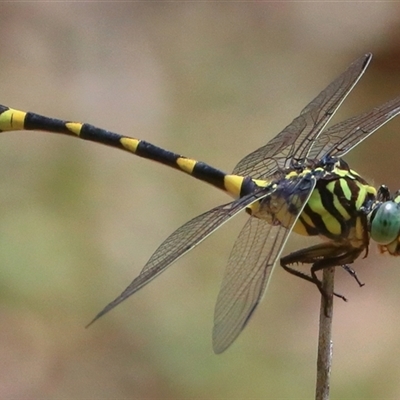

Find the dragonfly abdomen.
[{"left": 0, "top": 105, "right": 262, "bottom": 197}]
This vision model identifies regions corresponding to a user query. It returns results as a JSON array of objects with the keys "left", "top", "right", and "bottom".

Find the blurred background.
[{"left": 0, "top": 3, "right": 400, "bottom": 399}]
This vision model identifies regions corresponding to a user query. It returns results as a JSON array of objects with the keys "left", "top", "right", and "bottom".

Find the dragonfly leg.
[
  {"left": 281, "top": 261, "right": 347, "bottom": 302},
  {"left": 281, "top": 242, "right": 364, "bottom": 305},
  {"left": 341, "top": 264, "right": 365, "bottom": 287}
]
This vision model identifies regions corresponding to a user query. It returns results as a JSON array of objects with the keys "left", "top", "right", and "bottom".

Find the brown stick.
[{"left": 315, "top": 267, "right": 335, "bottom": 400}]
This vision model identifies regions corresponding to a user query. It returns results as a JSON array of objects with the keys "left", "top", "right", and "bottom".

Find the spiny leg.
[
  {"left": 309, "top": 248, "right": 364, "bottom": 302},
  {"left": 281, "top": 242, "right": 364, "bottom": 305},
  {"left": 281, "top": 261, "right": 348, "bottom": 302},
  {"left": 341, "top": 264, "right": 365, "bottom": 287}
]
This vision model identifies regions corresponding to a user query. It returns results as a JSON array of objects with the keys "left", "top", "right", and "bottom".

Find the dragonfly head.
[{"left": 370, "top": 189, "right": 400, "bottom": 256}]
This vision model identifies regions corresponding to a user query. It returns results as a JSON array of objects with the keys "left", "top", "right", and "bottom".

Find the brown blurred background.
[{"left": 1, "top": 3, "right": 400, "bottom": 399}]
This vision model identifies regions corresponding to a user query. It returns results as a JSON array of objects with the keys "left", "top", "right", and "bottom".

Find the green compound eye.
[{"left": 371, "top": 201, "right": 400, "bottom": 245}]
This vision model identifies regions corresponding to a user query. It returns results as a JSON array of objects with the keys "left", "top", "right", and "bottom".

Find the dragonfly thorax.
[{"left": 247, "top": 156, "right": 377, "bottom": 251}]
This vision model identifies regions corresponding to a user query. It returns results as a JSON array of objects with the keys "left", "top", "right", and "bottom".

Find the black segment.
[
  {"left": 24, "top": 112, "right": 70, "bottom": 134},
  {"left": 135, "top": 140, "right": 182, "bottom": 167},
  {"left": 192, "top": 162, "right": 227, "bottom": 191},
  {"left": 79, "top": 124, "right": 124, "bottom": 147}
]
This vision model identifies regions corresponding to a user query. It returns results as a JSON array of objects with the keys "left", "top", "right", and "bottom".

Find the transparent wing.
[
  {"left": 232, "top": 53, "right": 372, "bottom": 179},
  {"left": 212, "top": 175, "right": 317, "bottom": 353},
  {"left": 87, "top": 190, "right": 271, "bottom": 326},
  {"left": 308, "top": 95, "right": 400, "bottom": 160}
]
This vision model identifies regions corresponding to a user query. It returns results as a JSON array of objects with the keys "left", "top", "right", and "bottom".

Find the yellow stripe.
[
  {"left": 293, "top": 219, "right": 309, "bottom": 236},
  {"left": 349, "top": 169, "right": 360, "bottom": 177},
  {"left": 176, "top": 158, "right": 196, "bottom": 174},
  {"left": 299, "top": 211, "right": 316, "bottom": 229},
  {"left": 246, "top": 201, "right": 260, "bottom": 216},
  {"left": 355, "top": 183, "right": 376, "bottom": 210},
  {"left": 334, "top": 167, "right": 352, "bottom": 178},
  {"left": 252, "top": 178, "right": 270, "bottom": 188},
  {"left": 326, "top": 181, "right": 350, "bottom": 219},
  {"left": 354, "top": 217, "right": 364, "bottom": 243},
  {"left": 224, "top": 175, "right": 245, "bottom": 198},
  {"left": 120, "top": 137, "right": 140, "bottom": 153},
  {"left": 308, "top": 189, "right": 341, "bottom": 235},
  {"left": 66, "top": 122, "right": 83, "bottom": 136},
  {"left": 285, "top": 168, "right": 317, "bottom": 180},
  {"left": 285, "top": 171, "right": 298, "bottom": 179},
  {"left": 339, "top": 179, "right": 352, "bottom": 201},
  {"left": 0, "top": 108, "right": 26, "bottom": 131}
]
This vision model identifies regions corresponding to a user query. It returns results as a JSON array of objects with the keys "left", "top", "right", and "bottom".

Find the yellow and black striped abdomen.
[
  {"left": 294, "top": 171, "right": 376, "bottom": 239},
  {"left": 0, "top": 105, "right": 260, "bottom": 199}
]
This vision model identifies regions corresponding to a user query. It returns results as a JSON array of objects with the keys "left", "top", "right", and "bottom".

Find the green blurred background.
[{"left": 1, "top": 3, "right": 400, "bottom": 399}]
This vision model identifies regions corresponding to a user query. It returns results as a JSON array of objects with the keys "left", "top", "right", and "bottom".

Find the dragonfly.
[{"left": 1, "top": 53, "right": 400, "bottom": 354}]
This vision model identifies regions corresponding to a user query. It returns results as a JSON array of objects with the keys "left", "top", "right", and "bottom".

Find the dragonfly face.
[
  {"left": 1, "top": 53, "right": 400, "bottom": 353},
  {"left": 370, "top": 187, "right": 400, "bottom": 255}
]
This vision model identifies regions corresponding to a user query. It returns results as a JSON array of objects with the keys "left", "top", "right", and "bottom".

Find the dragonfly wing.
[
  {"left": 212, "top": 175, "right": 316, "bottom": 353},
  {"left": 232, "top": 53, "right": 372, "bottom": 179},
  {"left": 87, "top": 190, "right": 271, "bottom": 326},
  {"left": 308, "top": 95, "right": 400, "bottom": 160}
]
